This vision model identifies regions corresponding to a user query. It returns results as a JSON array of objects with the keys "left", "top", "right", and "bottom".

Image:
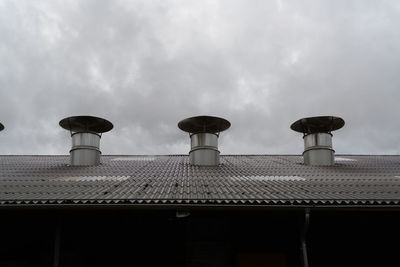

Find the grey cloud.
[{"left": 1, "top": 0, "right": 400, "bottom": 155}]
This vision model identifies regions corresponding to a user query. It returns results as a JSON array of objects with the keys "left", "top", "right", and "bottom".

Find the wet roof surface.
[{"left": 1, "top": 155, "right": 400, "bottom": 207}]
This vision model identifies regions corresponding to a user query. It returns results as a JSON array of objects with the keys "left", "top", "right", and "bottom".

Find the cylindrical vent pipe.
[
  {"left": 178, "top": 116, "right": 231, "bottom": 166},
  {"left": 290, "top": 116, "right": 345, "bottom": 166},
  {"left": 190, "top": 132, "right": 219, "bottom": 165},
  {"left": 59, "top": 116, "right": 113, "bottom": 166},
  {"left": 70, "top": 132, "right": 101, "bottom": 166},
  {"left": 303, "top": 133, "right": 334, "bottom": 166}
]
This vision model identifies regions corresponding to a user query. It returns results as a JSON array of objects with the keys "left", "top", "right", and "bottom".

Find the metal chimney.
[
  {"left": 290, "top": 116, "right": 345, "bottom": 166},
  {"left": 178, "top": 115, "right": 231, "bottom": 166},
  {"left": 59, "top": 116, "right": 113, "bottom": 166}
]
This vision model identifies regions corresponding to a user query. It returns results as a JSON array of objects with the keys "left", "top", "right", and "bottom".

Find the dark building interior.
[{"left": 1, "top": 208, "right": 399, "bottom": 267}]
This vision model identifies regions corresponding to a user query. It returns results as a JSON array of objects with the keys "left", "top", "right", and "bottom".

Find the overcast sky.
[{"left": 1, "top": 0, "right": 400, "bottom": 155}]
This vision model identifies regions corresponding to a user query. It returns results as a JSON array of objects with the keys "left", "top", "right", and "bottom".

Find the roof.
[{"left": 1, "top": 155, "right": 400, "bottom": 208}]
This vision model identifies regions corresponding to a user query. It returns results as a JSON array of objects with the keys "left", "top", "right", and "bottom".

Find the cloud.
[{"left": 1, "top": 0, "right": 400, "bottom": 155}]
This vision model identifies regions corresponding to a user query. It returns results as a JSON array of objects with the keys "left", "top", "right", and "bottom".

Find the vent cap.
[
  {"left": 59, "top": 116, "right": 113, "bottom": 133},
  {"left": 290, "top": 116, "right": 344, "bottom": 135},
  {"left": 178, "top": 115, "right": 230, "bottom": 134}
]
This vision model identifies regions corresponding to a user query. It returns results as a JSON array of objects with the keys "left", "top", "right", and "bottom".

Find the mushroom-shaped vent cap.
[
  {"left": 178, "top": 115, "right": 231, "bottom": 134},
  {"left": 0, "top": 122, "right": 4, "bottom": 131},
  {"left": 291, "top": 116, "right": 345, "bottom": 134},
  {"left": 59, "top": 116, "right": 113, "bottom": 133}
]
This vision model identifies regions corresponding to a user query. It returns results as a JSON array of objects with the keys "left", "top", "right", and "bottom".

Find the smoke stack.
[
  {"left": 59, "top": 116, "right": 113, "bottom": 166},
  {"left": 178, "top": 115, "right": 230, "bottom": 166},
  {"left": 290, "top": 116, "right": 345, "bottom": 166}
]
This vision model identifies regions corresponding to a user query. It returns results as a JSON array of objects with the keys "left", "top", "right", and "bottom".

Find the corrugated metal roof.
[{"left": 1, "top": 155, "right": 400, "bottom": 207}]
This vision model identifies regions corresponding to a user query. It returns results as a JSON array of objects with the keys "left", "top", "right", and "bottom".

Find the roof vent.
[
  {"left": 291, "top": 116, "right": 345, "bottom": 166},
  {"left": 178, "top": 115, "right": 230, "bottom": 166},
  {"left": 0, "top": 123, "right": 4, "bottom": 132},
  {"left": 59, "top": 116, "right": 113, "bottom": 166}
]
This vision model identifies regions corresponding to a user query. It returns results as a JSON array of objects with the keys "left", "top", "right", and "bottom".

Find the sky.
[{"left": 1, "top": 0, "right": 400, "bottom": 155}]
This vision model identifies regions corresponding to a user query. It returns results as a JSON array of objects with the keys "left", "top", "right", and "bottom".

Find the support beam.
[
  {"left": 53, "top": 217, "right": 61, "bottom": 267},
  {"left": 301, "top": 208, "right": 310, "bottom": 267}
]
